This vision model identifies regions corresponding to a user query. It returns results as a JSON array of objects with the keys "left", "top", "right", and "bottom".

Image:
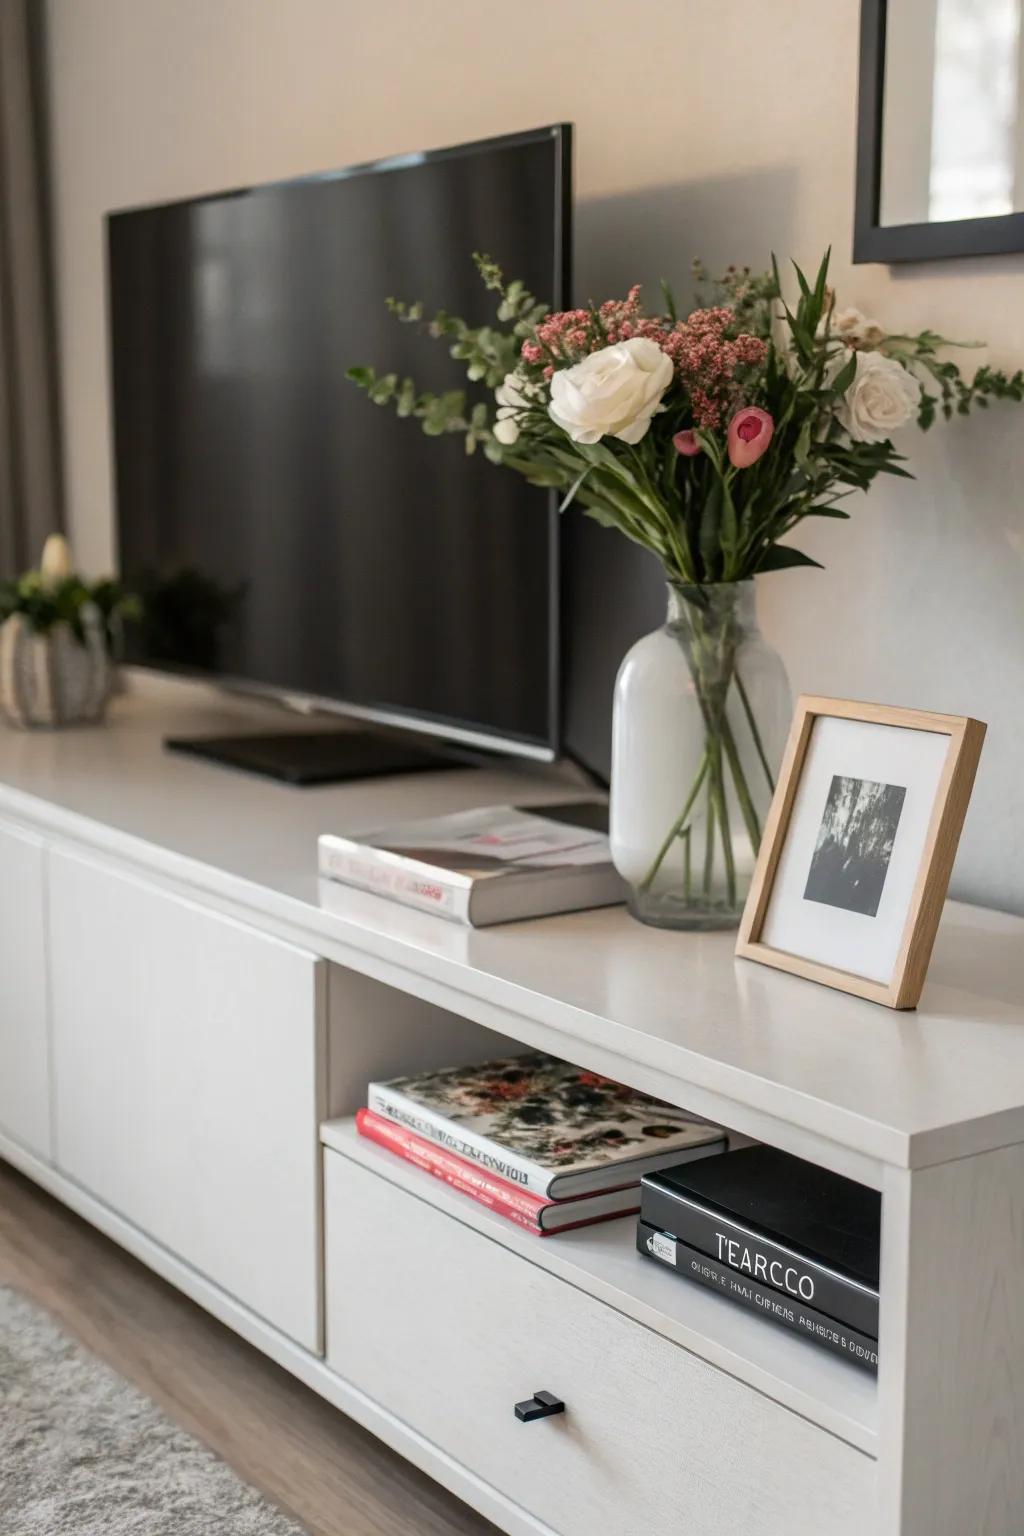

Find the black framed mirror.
[{"left": 855, "top": 0, "right": 1024, "bottom": 262}]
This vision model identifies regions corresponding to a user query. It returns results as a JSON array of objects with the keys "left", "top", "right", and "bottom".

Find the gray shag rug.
[{"left": 0, "top": 1285, "right": 307, "bottom": 1534}]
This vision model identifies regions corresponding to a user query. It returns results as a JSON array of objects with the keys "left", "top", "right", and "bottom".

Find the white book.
[
  {"left": 318, "top": 801, "right": 625, "bottom": 927},
  {"left": 367, "top": 1053, "right": 727, "bottom": 1200}
]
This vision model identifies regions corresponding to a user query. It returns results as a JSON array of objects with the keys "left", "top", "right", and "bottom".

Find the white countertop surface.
[{"left": 2, "top": 672, "right": 1022, "bottom": 1176}]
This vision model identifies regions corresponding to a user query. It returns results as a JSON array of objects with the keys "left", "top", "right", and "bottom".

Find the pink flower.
[
  {"left": 673, "top": 429, "right": 702, "bottom": 457},
  {"left": 521, "top": 291, "right": 767, "bottom": 429},
  {"left": 727, "top": 406, "right": 774, "bottom": 468}
]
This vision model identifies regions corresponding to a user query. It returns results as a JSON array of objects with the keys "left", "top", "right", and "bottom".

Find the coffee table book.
[
  {"left": 367, "top": 1053, "right": 727, "bottom": 1200},
  {"left": 318, "top": 801, "right": 625, "bottom": 926},
  {"left": 640, "top": 1145, "right": 881, "bottom": 1339},
  {"left": 637, "top": 1223, "right": 879, "bottom": 1373}
]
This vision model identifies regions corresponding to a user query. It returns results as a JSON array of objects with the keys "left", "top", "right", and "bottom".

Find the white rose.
[
  {"left": 835, "top": 350, "right": 921, "bottom": 443},
  {"left": 548, "top": 337, "right": 673, "bottom": 445},
  {"left": 817, "top": 305, "right": 884, "bottom": 349},
  {"left": 493, "top": 369, "right": 536, "bottom": 446}
]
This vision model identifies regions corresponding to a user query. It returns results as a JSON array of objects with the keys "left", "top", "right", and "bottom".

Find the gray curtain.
[{"left": 0, "top": 0, "right": 63, "bottom": 577}]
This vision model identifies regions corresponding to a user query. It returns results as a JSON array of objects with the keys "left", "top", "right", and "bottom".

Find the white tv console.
[{"left": 1, "top": 674, "right": 1022, "bottom": 1536}]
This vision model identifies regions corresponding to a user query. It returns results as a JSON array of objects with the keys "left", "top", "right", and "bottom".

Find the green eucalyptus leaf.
[{"left": 368, "top": 372, "right": 398, "bottom": 404}]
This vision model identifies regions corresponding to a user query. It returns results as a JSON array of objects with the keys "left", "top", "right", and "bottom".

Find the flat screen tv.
[{"left": 108, "top": 125, "right": 571, "bottom": 762}]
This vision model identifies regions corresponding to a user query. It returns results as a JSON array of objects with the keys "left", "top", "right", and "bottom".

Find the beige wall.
[{"left": 46, "top": 0, "right": 1024, "bottom": 910}]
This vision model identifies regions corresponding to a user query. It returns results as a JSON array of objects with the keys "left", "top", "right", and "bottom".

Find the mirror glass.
[{"left": 881, "top": 0, "right": 1024, "bottom": 225}]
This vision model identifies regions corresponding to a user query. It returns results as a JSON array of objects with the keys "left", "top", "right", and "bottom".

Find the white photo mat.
[
  {"left": 760, "top": 716, "right": 949, "bottom": 984},
  {"left": 737, "top": 697, "right": 986, "bottom": 1009}
]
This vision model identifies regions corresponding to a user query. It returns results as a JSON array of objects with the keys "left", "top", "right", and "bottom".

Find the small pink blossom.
[
  {"left": 524, "top": 305, "right": 594, "bottom": 367},
  {"left": 673, "top": 429, "right": 702, "bottom": 457},
  {"left": 727, "top": 406, "right": 774, "bottom": 468},
  {"left": 520, "top": 289, "right": 767, "bottom": 430},
  {"left": 654, "top": 308, "right": 767, "bottom": 427}
]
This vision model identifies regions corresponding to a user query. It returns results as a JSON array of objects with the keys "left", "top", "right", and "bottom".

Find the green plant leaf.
[
  {"left": 830, "top": 351, "right": 857, "bottom": 395},
  {"left": 559, "top": 465, "right": 592, "bottom": 512},
  {"left": 699, "top": 478, "right": 723, "bottom": 581},
  {"left": 755, "top": 544, "right": 824, "bottom": 572}
]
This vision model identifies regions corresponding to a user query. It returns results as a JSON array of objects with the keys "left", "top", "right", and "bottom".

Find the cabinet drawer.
[{"left": 325, "top": 1151, "right": 874, "bottom": 1536}]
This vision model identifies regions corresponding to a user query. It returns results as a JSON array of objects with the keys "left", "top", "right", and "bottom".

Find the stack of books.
[
  {"left": 358, "top": 1052, "right": 727, "bottom": 1236},
  {"left": 638, "top": 1145, "right": 881, "bottom": 1372}
]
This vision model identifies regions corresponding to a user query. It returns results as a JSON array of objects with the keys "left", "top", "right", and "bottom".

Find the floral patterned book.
[{"left": 366, "top": 1052, "right": 726, "bottom": 1199}]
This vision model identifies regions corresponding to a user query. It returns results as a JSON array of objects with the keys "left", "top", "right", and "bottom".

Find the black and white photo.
[
  {"left": 803, "top": 775, "right": 906, "bottom": 918},
  {"left": 738, "top": 699, "right": 985, "bottom": 1008}
]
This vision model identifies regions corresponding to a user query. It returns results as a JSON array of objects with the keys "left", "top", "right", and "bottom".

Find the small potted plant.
[{"left": 0, "top": 536, "right": 140, "bottom": 729}]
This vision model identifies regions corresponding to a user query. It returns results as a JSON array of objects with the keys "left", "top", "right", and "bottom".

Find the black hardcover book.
[
  {"left": 637, "top": 1221, "right": 879, "bottom": 1374},
  {"left": 640, "top": 1145, "right": 880, "bottom": 1338}
]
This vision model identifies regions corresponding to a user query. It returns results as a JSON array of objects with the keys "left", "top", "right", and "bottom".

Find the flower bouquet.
[{"left": 349, "top": 252, "right": 1022, "bottom": 928}]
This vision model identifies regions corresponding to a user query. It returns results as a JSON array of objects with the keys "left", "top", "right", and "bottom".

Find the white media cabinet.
[{"left": 1, "top": 674, "right": 1022, "bottom": 1535}]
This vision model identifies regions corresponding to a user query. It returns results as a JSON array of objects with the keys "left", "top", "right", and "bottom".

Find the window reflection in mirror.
[{"left": 881, "top": 0, "right": 1024, "bottom": 226}]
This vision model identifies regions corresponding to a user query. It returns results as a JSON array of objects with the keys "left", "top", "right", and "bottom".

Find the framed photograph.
[{"left": 736, "top": 698, "right": 986, "bottom": 1010}]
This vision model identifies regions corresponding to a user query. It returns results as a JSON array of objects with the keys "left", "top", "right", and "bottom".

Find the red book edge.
[
  {"left": 357, "top": 1106, "right": 544, "bottom": 1230},
  {"left": 356, "top": 1107, "right": 639, "bottom": 1235}
]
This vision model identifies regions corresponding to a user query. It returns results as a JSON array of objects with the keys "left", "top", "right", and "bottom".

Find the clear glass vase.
[{"left": 610, "top": 581, "right": 791, "bottom": 931}]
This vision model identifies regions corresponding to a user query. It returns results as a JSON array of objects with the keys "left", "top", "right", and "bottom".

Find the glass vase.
[{"left": 610, "top": 581, "right": 791, "bottom": 931}]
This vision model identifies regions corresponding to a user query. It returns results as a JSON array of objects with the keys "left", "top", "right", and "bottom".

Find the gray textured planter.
[{"left": 0, "top": 608, "right": 111, "bottom": 729}]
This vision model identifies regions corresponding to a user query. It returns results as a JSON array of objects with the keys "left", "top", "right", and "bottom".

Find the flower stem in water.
[
  {"left": 703, "top": 779, "right": 716, "bottom": 899},
  {"left": 720, "top": 714, "right": 762, "bottom": 853},
  {"left": 638, "top": 750, "right": 709, "bottom": 891},
  {"left": 709, "top": 736, "right": 737, "bottom": 909},
  {"left": 735, "top": 668, "right": 775, "bottom": 794},
  {"left": 636, "top": 587, "right": 771, "bottom": 915}
]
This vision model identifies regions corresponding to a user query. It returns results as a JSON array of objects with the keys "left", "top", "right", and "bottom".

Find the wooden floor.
[{"left": 0, "top": 1160, "right": 499, "bottom": 1536}]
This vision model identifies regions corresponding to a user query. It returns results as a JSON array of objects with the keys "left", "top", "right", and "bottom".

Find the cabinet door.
[
  {"left": 48, "top": 849, "right": 323, "bottom": 1351},
  {"left": 0, "top": 823, "right": 51, "bottom": 1158}
]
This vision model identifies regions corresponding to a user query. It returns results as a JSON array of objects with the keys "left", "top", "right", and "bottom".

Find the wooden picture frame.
[{"left": 736, "top": 697, "right": 986, "bottom": 1010}]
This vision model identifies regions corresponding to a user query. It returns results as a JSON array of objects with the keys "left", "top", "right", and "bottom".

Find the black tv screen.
[{"left": 108, "top": 126, "right": 571, "bottom": 758}]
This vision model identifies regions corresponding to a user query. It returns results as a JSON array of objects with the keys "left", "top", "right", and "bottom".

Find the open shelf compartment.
[{"left": 321, "top": 1115, "right": 879, "bottom": 1458}]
